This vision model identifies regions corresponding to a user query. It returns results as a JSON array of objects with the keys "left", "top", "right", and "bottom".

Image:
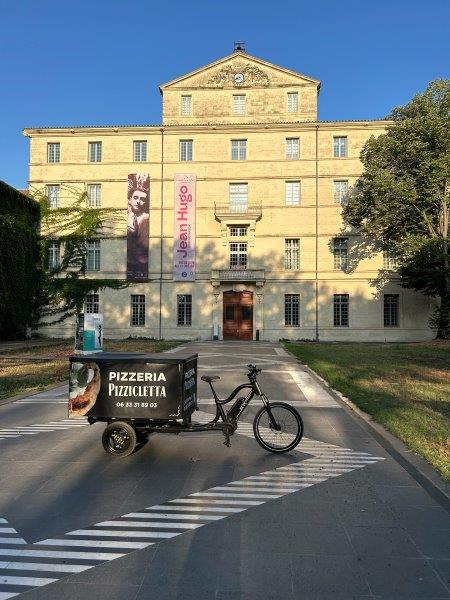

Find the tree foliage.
[
  {"left": 32, "top": 185, "right": 130, "bottom": 326},
  {"left": 0, "top": 181, "right": 40, "bottom": 339},
  {"left": 343, "top": 79, "right": 450, "bottom": 338}
]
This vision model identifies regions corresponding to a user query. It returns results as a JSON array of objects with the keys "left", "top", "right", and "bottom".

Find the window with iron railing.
[
  {"left": 131, "top": 295, "right": 145, "bottom": 326},
  {"left": 85, "top": 293, "right": 99, "bottom": 314},
  {"left": 285, "top": 294, "right": 300, "bottom": 326},
  {"left": 177, "top": 294, "right": 192, "bottom": 326},
  {"left": 333, "top": 294, "right": 349, "bottom": 326},
  {"left": 384, "top": 294, "right": 399, "bottom": 327}
]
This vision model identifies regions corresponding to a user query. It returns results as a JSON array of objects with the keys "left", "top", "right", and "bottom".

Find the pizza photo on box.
[{"left": 69, "top": 362, "right": 101, "bottom": 417}]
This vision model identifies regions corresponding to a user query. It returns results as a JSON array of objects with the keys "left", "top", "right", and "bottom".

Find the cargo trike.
[{"left": 68, "top": 352, "right": 303, "bottom": 457}]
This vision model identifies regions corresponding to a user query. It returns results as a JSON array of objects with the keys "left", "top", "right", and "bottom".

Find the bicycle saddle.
[{"left": 201, "top": 375, "right": 220, "bottom": 382}]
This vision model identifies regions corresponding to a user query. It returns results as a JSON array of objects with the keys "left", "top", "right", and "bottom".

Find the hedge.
[{"left": 0, "top": 181, "right": 40, "bottom": 339}]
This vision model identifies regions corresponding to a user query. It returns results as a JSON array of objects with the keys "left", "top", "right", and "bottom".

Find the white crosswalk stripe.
[
  {"left": 0, "top": 419, "right": 89, "bottom": 443},
  {"left": 0, "top": 418, "right": 384, "bottom": 599}
]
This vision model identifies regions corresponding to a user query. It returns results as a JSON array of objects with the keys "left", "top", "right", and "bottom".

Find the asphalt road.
[{"left": 0, "top": 341, "right": 449, "bottom": 600}]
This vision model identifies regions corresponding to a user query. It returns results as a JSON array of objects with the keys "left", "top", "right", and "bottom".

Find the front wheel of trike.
[
  {"left": 253, "top": 402, "right": 303, "bottom": 453},
  {"left": 102, "top": 421, "right": 137, "bottom": 457}
]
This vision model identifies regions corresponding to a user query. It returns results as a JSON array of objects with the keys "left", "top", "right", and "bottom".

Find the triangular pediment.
[{"left": 159, "top": 52, "right": 320, "bottom": 91}]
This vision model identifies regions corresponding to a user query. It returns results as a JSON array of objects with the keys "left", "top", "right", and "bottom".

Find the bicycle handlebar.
[{"left": 247, "top": 364, "right": 261, "bottom": 375}]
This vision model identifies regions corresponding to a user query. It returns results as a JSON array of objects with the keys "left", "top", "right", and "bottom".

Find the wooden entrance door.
[{"left": 223, "top": 291, "right": 253, "bottom": 340}]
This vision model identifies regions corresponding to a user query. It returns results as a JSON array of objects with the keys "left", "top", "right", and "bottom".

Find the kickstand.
[{"left": 223, "top": 431, "right": 232, "bottom": 448}]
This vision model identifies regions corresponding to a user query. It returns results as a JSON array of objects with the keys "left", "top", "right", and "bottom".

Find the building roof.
[
  {"left": 23, "top": 118, "right": 390, "bottom": 134},
  {"left": 159, "top": 48, "right": 321, "bottom": 92}
]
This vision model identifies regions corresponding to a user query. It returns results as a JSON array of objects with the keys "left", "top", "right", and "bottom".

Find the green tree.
[
  {"left": 343, "top": 79, "right": 450, "bottom": 338},
  {"left": 32, "top": 185, "right": 130, "bottom": 328}
]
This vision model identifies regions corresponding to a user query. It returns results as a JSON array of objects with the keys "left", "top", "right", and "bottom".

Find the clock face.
[{"left": 234, "top": 73, "right": 244, "bottom": 84}]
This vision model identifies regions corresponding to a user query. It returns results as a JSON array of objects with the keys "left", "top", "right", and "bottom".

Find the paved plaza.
[{"left": 0, "top": 341, "right": 449, "bottom": 599}]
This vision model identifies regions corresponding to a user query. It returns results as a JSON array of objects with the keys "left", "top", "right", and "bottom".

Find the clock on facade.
[{"left": 234, "top": 73, "right": 244, "bottom": 84}]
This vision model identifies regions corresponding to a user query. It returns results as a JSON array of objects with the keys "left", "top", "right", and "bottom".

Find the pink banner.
[{"left": 173, "top": 174, "right": 196, "bottom": 281}]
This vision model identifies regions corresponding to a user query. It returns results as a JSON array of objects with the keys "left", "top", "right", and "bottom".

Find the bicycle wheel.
[{"left": 253, "top": 402, "right": 303, "bottom": 453}]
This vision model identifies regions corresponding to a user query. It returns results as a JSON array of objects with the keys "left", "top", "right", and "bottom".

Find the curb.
[
  {"left": 283, "top": 345, "right": 450, "bottom": 512},
  {"left": 0, "top": 381, "right": 67, "bottom": 407}
]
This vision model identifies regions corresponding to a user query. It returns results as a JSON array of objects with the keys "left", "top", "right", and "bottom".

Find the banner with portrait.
[
  {"left": 173, "top": 174, "right": 196, "bottom": 281},
  {"left": 127, "top": 173, "right": 150, "bottom": 281}
]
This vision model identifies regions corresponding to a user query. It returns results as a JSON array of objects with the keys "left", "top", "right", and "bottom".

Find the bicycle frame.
[{"left": 205, "top": 375, "right": 273, "bottom": 427}]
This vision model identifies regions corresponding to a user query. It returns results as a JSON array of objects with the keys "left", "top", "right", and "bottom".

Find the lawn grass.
[
  {"left": 0, "top": 339, "right": 184, "bottom": 401},
  {"left": 283, "top": 341, "right": 450, "bottom": 481}
]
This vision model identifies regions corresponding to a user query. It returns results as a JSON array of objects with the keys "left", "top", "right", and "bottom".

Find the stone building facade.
[{"left": 23, "top": 49, "right": 434, "bottom": 341}]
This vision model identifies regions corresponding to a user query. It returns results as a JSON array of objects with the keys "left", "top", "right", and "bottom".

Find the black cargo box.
[{"left": 68, "top": 352, "right": 197, "bottom": 421}]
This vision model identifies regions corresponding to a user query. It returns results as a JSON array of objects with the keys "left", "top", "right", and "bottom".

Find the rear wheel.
[
  {"left": 253, "top": 402, "right": 303, "bottom": 453},
  {"left": 102, "top": 421, "right": 137, "bottom": 457}
]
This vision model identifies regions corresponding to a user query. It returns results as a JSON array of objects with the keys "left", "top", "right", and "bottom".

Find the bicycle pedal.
[{"left": 223, "top": 438, "right": 231, "bottom": 448}]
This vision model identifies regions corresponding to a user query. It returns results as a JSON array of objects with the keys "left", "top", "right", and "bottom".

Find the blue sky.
[{"left": 1, "top": 0, "right": 448, "bottom": 188}]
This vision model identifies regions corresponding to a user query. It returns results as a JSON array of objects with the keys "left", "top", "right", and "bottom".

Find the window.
[
  {"left": 333, "top": 180, "right": 349, "bottom": 205},
  {"left": 229, "top": 226, "right": 248, "bottom": 237},
  {"left": 333, "top": 136, "right": 347, "bottom": 158},
  {"left": 46, "top": 185, "right": 60, "bottom": 208},
  {"left": 286, "top": 137, "right": 299, "bottom": 159},
  {"left": 48, "top": 241, "right": 60, "bottom": 269},
  {"left": 285, "top": 181, "right": 300, "bottom": 206},
  {"left": 384, "top": 294, "right": 399, "bottom": 327},
  {"left": 333, "top": 294, "right": 349, "bottom": 327},
  {"left": 180, "top": 140, "right": 193, "bottom": 161},
  {"left": 383, "top": 243, "right": 398, "bottom": 270},
  {"left": 285, "top": 239, "right": 300, "bottom": 270},
  {"left": 333, "top": 237, "right": 348, "bottom": 270},
  {"left": 47, "top": 143, "right": 60, "bottom": 163},
  {"left": 229, "top": 242, "right": 247, "bottom": 269},
  {"left": 86, "top": 240, "right": 100, "bottom": 271},
  {"left": 181, "top": 95, "right": 192, "bottom": 116},
  {"left": 233, "top": 94, "right": 246, "bottom": 115},
  {"left": 285, "top": 294, "right": 300, "bottom": 326},
  {"left": 287, "top": 92, "right": 298, "bottom": 113},
  {"left": 88, "top": 142, "right": 102, "bottom": 162},
  {"left": 231, "top": 139, "right": 247, "bottom": 160},
  {"left": 85, "top": 293, "right": 99, "bottom": 314},
  {"left": 87, "top": 184, "right": 101, "bottom": 207},
  {"left": 229, "top": 183, "right": 248, "bottom": 213},
  {"left": 177, "top": 294, "right": 192, "bottom": 326},
  {"left": 133, "top": 141, "right": 147, "bottom": 162},
  {"left": 131, "top": 295, "right": 145, "bottom": 326}
]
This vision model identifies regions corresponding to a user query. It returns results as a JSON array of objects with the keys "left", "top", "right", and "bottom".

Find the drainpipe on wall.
[
  {"left": 158, "top": 128, "right": 164, "bottom": 340},
  {"left": 315, "top": 124, "right": 319, "bottom": 342}
]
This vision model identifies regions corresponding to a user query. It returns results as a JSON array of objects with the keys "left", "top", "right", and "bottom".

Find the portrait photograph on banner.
[
  {"left": 127, "top": 173, "right": 150, "bottom": 281},
  {"left": 173, "top": 173, "right": 196, "bottom": 281}
]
